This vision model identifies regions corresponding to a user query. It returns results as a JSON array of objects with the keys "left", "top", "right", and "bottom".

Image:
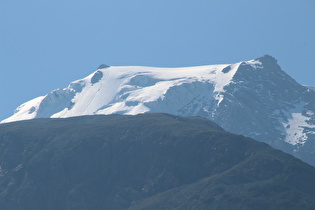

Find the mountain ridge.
[
  {"left": 1, "top": 114, "right": 315, "bottom": 209},
  {"left": 2, "top": 55, "right": 315, "bottom": 166}
]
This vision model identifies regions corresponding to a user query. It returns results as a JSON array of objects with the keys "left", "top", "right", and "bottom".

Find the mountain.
[
  {"left": 1, "top": 114, "right": 315, "bottom": 210},
  {"left": 2, "top": 55, "right": 315, "bottom": 166}
]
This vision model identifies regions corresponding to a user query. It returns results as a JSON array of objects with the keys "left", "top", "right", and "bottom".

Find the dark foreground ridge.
[{"left": 1, "top": 113, "right": 315, "bottom": 209}]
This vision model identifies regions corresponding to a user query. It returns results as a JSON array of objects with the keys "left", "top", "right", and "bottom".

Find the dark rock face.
[
  {"left": 97, "top": 64, "right": 110, "bottom": 69},
  {"left": 0, "top": 114, "right": 315, "bottom": 209},
  {"left": 221, "top": 65, "right": 232, "bottom": 73},
  {"left": 213, "top": 55, "right": 315, "bottom": 166},
  {"left": 91, "top": 70, "right": 103, "bottom": 84}
]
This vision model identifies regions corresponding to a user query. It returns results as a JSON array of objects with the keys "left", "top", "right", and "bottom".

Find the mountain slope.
[
  {"left": 2, "top": 62, "right": 239, "bottom": 121},
  {"left": 1, "top": 114, "right": 315, "bottom": 210},
  {"left": 2, "top": 55, "right": 315, "bottom": 166}
]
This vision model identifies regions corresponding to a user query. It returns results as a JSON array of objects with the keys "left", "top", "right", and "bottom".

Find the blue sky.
[{"left": 1, "top": 0, "right": 314, "bottom": 120}]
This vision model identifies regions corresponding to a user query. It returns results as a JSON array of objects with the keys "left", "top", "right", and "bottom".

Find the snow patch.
[
  {"left": 1, "top": 96, "right": 45, "bottom": 123},
  {"left": 281, "top": 103, "right": 315, "bottom": 145},
  {"left": 245, "top": 60, "right": 263, "bottom": 69}
]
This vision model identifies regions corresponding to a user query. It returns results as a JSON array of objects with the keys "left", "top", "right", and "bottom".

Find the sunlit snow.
[
  {"left": 281, "top": 104, "right": 315, "bottom": 145},
  {"left": 2, "top": 63, "right": 241, "bottom": 123}
]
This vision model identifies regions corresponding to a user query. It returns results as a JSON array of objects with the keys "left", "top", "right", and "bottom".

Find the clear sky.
[{"left": 1, "top": 0, "right": 314, "bottom": 121}]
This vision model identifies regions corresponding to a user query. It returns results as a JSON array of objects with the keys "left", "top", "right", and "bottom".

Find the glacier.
[{"left": 2, "top": 62, "right": 241, "bottom": 122}]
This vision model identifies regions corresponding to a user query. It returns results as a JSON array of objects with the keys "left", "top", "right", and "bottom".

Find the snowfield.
[{"left": 2, "top": 62, "right": 241, "bottom": 123}]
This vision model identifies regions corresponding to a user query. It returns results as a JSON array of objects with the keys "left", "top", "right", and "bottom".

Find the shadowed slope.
[{"left": 0, "top": 114, "right": 315, "bottom": 209}]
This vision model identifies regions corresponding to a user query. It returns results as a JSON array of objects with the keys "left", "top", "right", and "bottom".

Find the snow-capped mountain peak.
[{"left": 2, "top": 55, "right": 315, "bottom": 166}]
